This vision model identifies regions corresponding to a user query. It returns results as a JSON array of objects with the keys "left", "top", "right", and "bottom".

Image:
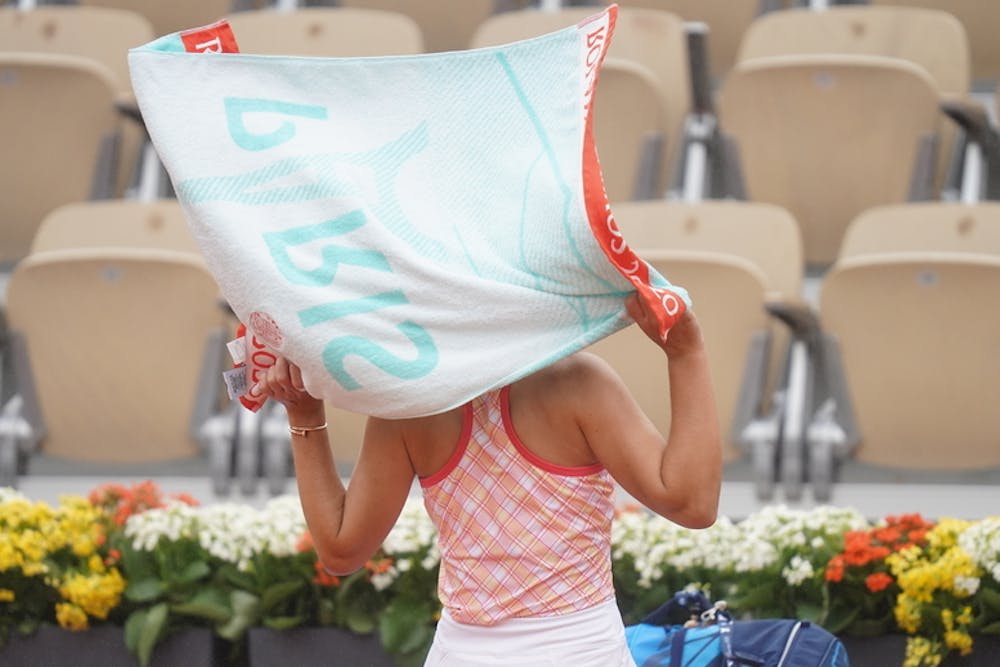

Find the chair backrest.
[
  {"left": 31, "top": 200, "right": 201, "bottom": 256},
  {"left": 471, "top": 7, "right": 691, "bottom": 193},
  {"left": 610, "top": 200, "right": 803, "bottom": 299},
  {"left": 79, "top": 0, "right": 234, "bottom": 39},
  {"left": 225, "top": 6, "right": 423, "bottom": 57},
  {"left": 871, "top": 0, "right": 1000, "bottom": 86},
  {"left": 586, "top": 250, "right": 770, "bottom": 462},
  {"left": 0, "top": 53, "right": 120, "bottom": 265},
  {"left": 819, "top": 252, "right": 1000, "bottom": 469},
  {"left": 0, "top": 6, "right": 154, "bottom": 95},
  {"left": 840, "top": 202, "right": 1000, "bottom": 259},
  {"left": 610, "top": 0, "right": 763, "bottom": 83},
  {"left": 738, "top": 6, "right": 970, "bottom": 96},
  {"left": 338, "top": 0, "right": 495, "bottom": 53},
  {"left": 591, "top": 58, "right": 669, "bottom": 202},
  {"left": 717, "top": 54, "right": 941, "bottom": 267},
  {"left": 5, "top": 248, "right": 227, "bottom": 462}
]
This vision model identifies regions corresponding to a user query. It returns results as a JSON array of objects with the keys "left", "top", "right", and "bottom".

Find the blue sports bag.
[{"left": 625, "top": 590, "right": 850, "bottom": 667}]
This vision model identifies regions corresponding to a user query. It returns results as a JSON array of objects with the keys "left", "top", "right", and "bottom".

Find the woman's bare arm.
[{"left": 254, "top": 358, "right": 414, "bottom": 573}]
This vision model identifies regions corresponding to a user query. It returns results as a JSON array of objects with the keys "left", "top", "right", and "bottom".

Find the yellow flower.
[
  {"left": 0, "top": 588, "right": 15, "bottom": 602},
  {"left": 944, "top": 630, "right": 973, "bottom": 655},
  {"left": 58, "top": 569, "right": 126, "bottom": 621},
  {"left": 55, "top": 602, "right": 89, "bottom": 631},
  {"left": 903, "top": 637, "right": 943, "bottom": 667}
]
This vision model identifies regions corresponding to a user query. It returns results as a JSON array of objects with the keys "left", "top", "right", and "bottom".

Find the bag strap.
[
  {"left": 641, "top": 589, "right": 713, "bottom": 627},
  {"left": 669, "top": 626, "right": 689, "bottom": 666}
]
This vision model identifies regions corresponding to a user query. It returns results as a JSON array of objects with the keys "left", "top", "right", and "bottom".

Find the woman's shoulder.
[{"left": 515, "top": 351, "right": 622, "bottom": 405}]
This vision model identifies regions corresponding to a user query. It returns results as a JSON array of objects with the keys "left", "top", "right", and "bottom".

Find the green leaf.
[
  {"left": 123, "top": 609, "right": 146, "bottom": 652},
  {"left": 822, "top": 605, "right": 860, "bottom": 635},
  {"left": 979, "top": 621, "right": 1000, "bottom": 635},
  {"left": 345, "top": 606, "right": 376, "bottom": 635},
  {"left": 125, "top": 578, "right": 167, "bottom": 603},
  {"left": 378, "top": 599, "right": 433, "bottom": 654},
  {"left": 259, "top": 580, "right": 305, "bottom": 615},
  {"left": 980, "top": 588, "right": 1000, "bottom": 615},
  {"left": 216, "top": 591, "right": 260, "bottom": 642},
  {"left": 175, "top": 561, "right": 212, "bottom": 585},
  {"left": 170, "top": 589, "right": 232, "bottom": 623},
  {"left": 795, "top": 603, "right": 824, "bottom": 624},
  {"left": 137, "top": 602, "right": 169, "bottom": 667},
  {"left": 263, "top": 615, "right": 306, "bottom": 631}
]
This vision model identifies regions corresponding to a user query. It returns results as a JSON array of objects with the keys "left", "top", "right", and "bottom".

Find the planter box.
[
  {"left": 841, "top": 634, "right": 1000, "bottom": 667},
  {"left": 248, "top": 627, "right": 395, "bottom": 667},
  {"left": 0, "top": 625, "right": 218, "bottom": 667}
]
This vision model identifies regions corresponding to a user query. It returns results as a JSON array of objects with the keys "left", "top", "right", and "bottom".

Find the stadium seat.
[
  {"left": 870, "top": 0, "right": 1000, "bottom": 88},
  {"left": 338, "top": 0, "right": 495, "bottom": 53},
  {"left": 0, "top": 248, "right": 236, "bottom": 489},
  {"left": 605, "top": 200, "right": 806, "bottom": 498},
  {"left": 586, "top": 250, "right": 770, "bottom": 466},
  {"left": 840, "top": 202, "right": 1000, "bottom": 259},
  {"left": 0, "top": 53, "right": 121, "bottom": 266},
  {"left": 471, "top": 6, "right": 692, "bottom": 197},
  {"left": 225, "top": 6, "right": 424, "bottom": 56},
  {"left": 716, "top": 54, "right": 942, "bottom": 267},
  {"left": 608, "top": 0, "right": 766, "bottom": 84},
  {"left": 30, "top": 200, "right": 200, "bottom": 256},
  {"left": 737, "top": 5, "right": 975, "bottom": 199},
  {"left": 79, "top": 0, "right": 235, "bottom": 38},
  {"left": 815, "top": 252, "right": 1000, "bottom": 495}
]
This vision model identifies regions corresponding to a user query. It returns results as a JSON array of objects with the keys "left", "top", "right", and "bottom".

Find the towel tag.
[
  {"left": 226, "top": 336, "right": 246, "bottom": 365},
  {"left": 180, "top": 20, "right": 239, "bottom": 54},
  {"left": 222, "top": 366, "right": 248, "bottom": 401}
]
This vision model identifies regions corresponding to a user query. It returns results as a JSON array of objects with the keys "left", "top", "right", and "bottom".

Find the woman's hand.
[
  {"left": 625, "top": 292, "right": 705, "bottom": 360},
  {"left": 252, "top": 356, "right": 324, "bottom": 423}
]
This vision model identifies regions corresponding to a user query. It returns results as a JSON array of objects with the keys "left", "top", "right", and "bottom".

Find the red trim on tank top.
[
  {"left": 418, "top": 402, "right": 474, "bottom": 488},
  {"left": 499, "top": 386, "right": 605, "bottom": 477}
]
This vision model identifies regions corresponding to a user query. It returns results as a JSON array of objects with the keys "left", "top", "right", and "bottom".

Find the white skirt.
[{"left": 424, "top": 598, "right": 638, "bottom": 667}]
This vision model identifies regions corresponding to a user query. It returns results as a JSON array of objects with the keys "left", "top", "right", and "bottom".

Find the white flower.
[
  {"left": 953, "top": 576, "right": 980, "bottom": 596},
  {"left": 782, "top": 555, "right": 815, "bottom": 587}
]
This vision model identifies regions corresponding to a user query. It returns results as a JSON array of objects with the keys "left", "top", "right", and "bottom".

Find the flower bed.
[{"left": 0, "top": 483, "right": 998, "bottom": 667}]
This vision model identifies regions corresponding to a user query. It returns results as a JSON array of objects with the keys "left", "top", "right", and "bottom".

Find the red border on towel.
[
  {"left": 579, "top": 6, "right": 685, "bottom": 341},
  {"left": 181, "top": 19, "right": 240, "bottom": 54}
]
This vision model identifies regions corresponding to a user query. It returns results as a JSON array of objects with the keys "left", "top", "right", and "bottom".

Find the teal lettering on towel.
[
  {"left": 225, "top": 97, "right": 327, "bottom": 151},
  {"left": 322, "top": 322, "right": 439, "bottom": 391},
  {"left": 297, "top": 292, "right": 438, "bottom": 391},
  {"left": 264, "top": 210, "right": 391, "bottom": 286}
]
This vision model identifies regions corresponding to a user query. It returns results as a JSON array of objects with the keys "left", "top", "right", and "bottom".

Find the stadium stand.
[
  {"left": 716, "top": 54, "right": 943, "bottom": 267},
  {"left": 79, "top": 0, "right": 235, "bottom": 39},
  {"left": 338, "top": 0, "right": 496, "bottom": 53},
  {"left": 840, "top": 202, "right": 1000, "bottom": 258},
  {"left": 0, "top": 248, "right": 236, "bottom": 489},
  {"left": 30, "top": 200, "right": 200, "bottom": 256},
  {"left": 0, "top": 52, "right": 121, "bottom": 265},
  {"left": 225, "top": 6, "right": 424, "bottom": 56}
]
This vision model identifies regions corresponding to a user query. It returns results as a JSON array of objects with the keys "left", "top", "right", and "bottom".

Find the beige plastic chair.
[
  {"left": 471, "top": 6, "right": 691, "bottom": 195},
  {"left": 225, "top": 6, "right": 424, "bottom": 56},
  {"left": 339, "top": 0, "right": 494, "bottom": 53},
  {"left": 0, "top": 6, "right": 155, "bottom": 198},
  {"left": 80, "top": 0, "right": 235, "bottom": 38},
  {"left": 0, "top": 53, "right": 121, "bottom": 265},
  {"left": 738, "top": 6, "right": 970, "bottom": 96},
  {"left": 30, "top": 200, "right": 201, "bottom": 256},
  {"left": 3, "top": 248, "right": 231, "bottom": 468},
  {"left": 0, "top": 6, "right": 154, "bottom": 94},
  {"left": 609, "top": 0, "right": 764, "bottom": 83},
  {"left": 871, "top": 0, "right": 1000, "bottom": 87},
  {"left": 737, "top": 6, "right": 972, "bottom": 194},
  {"left": 590, "top": 58, "right": 669, "bottom": 202},
  {"left": 818, "top": 252, "right": 1000, "bottom": 471},
  {"left": 606, "top": 200, "right": 806, "bottom": 496},
  {"left": 586, "top": 250, "right": 771, "bottom": 464},
  {"left": 840, "top": 202, "right": 1000, "bottom": 259},
  {"left": 716, "top": 54, "right": 942, "bottom": 267}
]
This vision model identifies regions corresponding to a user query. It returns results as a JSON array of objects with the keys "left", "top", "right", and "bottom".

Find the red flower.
[
  {"left": 825, "top": 555, "right": 845, "bottom": 583},
  {"left": 865, "top": 572, "right": 894, "bottom": 593},
  {"left": 312, "top": 560, "right": 341, "bottom": 587}
]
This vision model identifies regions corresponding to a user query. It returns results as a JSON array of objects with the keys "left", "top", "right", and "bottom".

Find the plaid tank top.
[{"left": 420, "top": 386, "right": 616, "bottom": 626}]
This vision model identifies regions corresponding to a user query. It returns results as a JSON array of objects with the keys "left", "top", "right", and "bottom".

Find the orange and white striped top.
[{"left": 420, "top": 386, "right": 616, "bottom": 626}]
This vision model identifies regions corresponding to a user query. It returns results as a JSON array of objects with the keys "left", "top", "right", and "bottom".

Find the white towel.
[{"left": 128, "top": 6, "right": 689, "bottom": 418}]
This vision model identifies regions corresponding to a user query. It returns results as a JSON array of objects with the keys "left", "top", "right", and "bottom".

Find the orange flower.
[
  {"left": 296, "top": 530, "right": 315, "bottom": 554},
  {"left": 365, "top": 558, "right": 394, "bottom": 575},
  {"left": 825, "top": 555, "right": 845, "bottom": 583},
  {"left": 312, "top": 560, "right": 341, "bottom": 587},
  {"left": 865, "top": 572, "right": 894, "bottom": 593}
]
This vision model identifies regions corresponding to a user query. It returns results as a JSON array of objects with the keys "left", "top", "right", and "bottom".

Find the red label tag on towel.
[
  {"left": 180, "top": 20, "right": 240, "bottom": 54},
  {"left": 232, "top": 323, "right": 278, "bottom": 413}
]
